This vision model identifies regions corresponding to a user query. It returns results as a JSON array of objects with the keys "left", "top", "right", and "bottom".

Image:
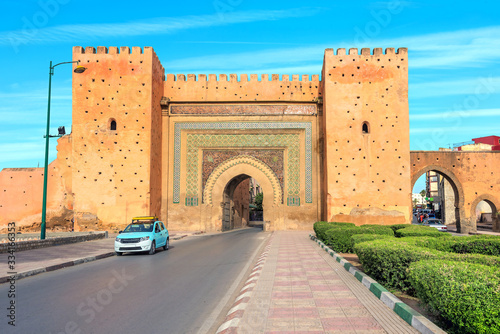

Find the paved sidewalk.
[
  {"left": 0, "top": 231, "right": 199, "bottom": 283},
  {"left": 0, "top": 237, "right": 116, "bottom": 283},
  {"left": 231, "top": 231, "right": 419, "bottom": 333}
]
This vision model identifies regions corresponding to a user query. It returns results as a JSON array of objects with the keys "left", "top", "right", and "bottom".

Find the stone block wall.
[
  {"left": 322, "top": 48, "right": 410, "bottom": 225},
  {"left": 0, "top": 232, "right": 107, "bottom": 253},
  {"left": 71, "top": 46, "right": 164, "bottom": 231},
  {"left": 0, "top": 136, "right": 73, "bottom": 233}
]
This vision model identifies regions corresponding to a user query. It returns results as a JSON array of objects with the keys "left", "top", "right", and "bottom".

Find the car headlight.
[
  {"left": 140, "top": 236, "right": 150, "bottom": 242},
  {"left": 115, "top": 237, "right": 121, "bottom": 243}
]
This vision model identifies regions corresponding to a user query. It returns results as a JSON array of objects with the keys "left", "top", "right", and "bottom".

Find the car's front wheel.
[
  {"left": 149, "top": 241, "right": 156, "bottom": 255},
  {"left": 164, "top": 238, "right": 169, "bottom": 251},
  {"left": 116, "top": 252, "right": 123, "bottom": 256}
]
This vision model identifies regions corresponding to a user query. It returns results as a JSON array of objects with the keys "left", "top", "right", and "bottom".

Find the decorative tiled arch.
[
  {"left": 173, "top": 121, "right": 313, "bottom": 204},
  {"left": 203, "top": 155, "right": 283, "bottom": 205},
  {"left": 186, "top": 133, "right": 298, "bottom": 204}
]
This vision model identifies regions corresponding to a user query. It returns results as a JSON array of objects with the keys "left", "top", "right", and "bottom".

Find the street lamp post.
[{"left": 41, "top": 61, "right": 86, "bottom": 240}]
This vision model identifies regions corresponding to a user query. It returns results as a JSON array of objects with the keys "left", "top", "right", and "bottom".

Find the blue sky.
[{"left": 1, "top": 0, "right": 499, "bottom": 193}]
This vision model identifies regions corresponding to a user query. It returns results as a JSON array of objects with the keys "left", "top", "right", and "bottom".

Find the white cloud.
[
  {"left": 410, "top": 108, "right": 500, "bottom": 120},
  {"left": 0, "top": 142, "right": 45, "bottom": 164},
  {"left": 162, "top": 25, "right": 500, "bottom": 74},
  {"left": 0, "top": 8, "right": 322, "bottom": 46},
  {"left": 378, "top": 26, "right": 500, "bottom": 69},
  {"left": 163, "top": 46, "right": 327, "bottom": 72},
  {"left": 0, "top": 92, "right": 71, "bottom": 100},
  {"left": 410, "top": 125, "right": 499, "bottom": 134},
  {"left": 410, "top": 77, "right": 500, "bottom": 98}
]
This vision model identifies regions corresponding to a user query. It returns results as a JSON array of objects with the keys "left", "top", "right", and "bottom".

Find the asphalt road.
[{"left": 0, "top": 228, "right": 268, "bottom": 334}]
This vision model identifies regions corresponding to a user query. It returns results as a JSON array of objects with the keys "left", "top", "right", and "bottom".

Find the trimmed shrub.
[
  {"left": 360, "top": 224, "right": 397, "bottom": 233},
  {"left": 413, "top": 235, "right": 500, "bottom": 256},
  {"left": 408, "top": 260, "right": 500, "bottom": 334},
  {"left": 330, "top": 222, "right": 357, "bottom": 227},
  {"left": 351, "top": 234, "right": 394, "bottom": 245},
  {"left": 313, "top": 221, "right": 355, "bottom": 241},
  {"left": 395, "top": 225, "right": 451, "bottom": 238},
  {"left": 313, "top": 222, "right": 331, "bottom": 241},
  {"left": 323, "top": 226, "right": 394, "bottom": 253},
  {"left": 388, "top": 224, "right": 412, "bottom": 232},
  {"left": 354, "top": 239, "right": 500, "bottom": 291}
]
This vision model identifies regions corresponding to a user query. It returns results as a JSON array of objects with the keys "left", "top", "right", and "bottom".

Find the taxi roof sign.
[{"left": 132, "top": 216, "right": 158, "bottom": 221}]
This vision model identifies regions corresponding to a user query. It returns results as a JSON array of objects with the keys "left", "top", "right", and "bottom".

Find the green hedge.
[
  {"left": 394, "top": 225, "right": 451, "bottom": 238},
  {"left": 388, "top": 224, "right": 412, "bottom": 232},
  {"left": 313, "top": 222, "right": 331, "bottom": 241},
  {"left": 323, "top": 226, "right": 394, "bottom": 253},
  {"left": 354, "top": 239, "right": 500, "bottom": 291},
  {"left": 359, "top": 224, "right": 396, "bottom": 233},
  {"left": 408, "top": 260, "right": 500, "bottom": 334},
  {"left": 313, "top": 221, "right": 355, "bottom": 241},
  {"left": 413, "top": 235, "right": 500, "bottom": 256},
  {"left": 350, "top": 234, "right": 394, "bottom": 245}
]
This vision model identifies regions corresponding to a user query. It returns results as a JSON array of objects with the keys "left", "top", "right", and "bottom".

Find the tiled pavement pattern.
[{"left": 237, "top": 231, "right": 418, "bottom": 333}]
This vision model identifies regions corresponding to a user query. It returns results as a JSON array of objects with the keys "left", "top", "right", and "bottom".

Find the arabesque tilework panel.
[
  {"left": 187, "top": 134, "right": 297, "bottom": 204},
  {"left": 173, "top": 122, "right": 313, "bottom": 204}
]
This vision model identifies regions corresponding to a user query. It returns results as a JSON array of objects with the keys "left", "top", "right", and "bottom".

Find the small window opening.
[
  {"left": 110, "top": 120, "right": 117, "bottom": 131},
  {"left": 362, "top": 122, "right": 370, "bottom": 134}
]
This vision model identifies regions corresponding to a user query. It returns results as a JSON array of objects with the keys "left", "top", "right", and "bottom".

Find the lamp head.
[{"left": 74, "top": 66, "right": 86, "bottom": 73}]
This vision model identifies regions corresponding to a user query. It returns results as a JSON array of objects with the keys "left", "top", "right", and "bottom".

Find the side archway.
[
  {"left": 470, "top": 194, "right": 499, "bottom": 232},
  {"left": 411, "top": 165, "right": 466, "bottom": 231}
]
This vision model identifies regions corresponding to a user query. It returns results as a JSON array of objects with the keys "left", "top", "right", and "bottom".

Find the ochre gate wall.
[
  {"left": 8, "top": 46, "right": 496, "bottom": 233},
  {"left": 411, "top": 151, "right": 500, "bottom": 233},
  {"left": 162, "top": 73, "right": 323, "bottom": 231},
  {"left": 0, "top": 137, "right": 73, "bottom": 232},
  {"left": 71, "top": 46, "right": 164, "bottom": 230},
  {"left": 322, "top": 48, "right": 411, "bottom": 225}
]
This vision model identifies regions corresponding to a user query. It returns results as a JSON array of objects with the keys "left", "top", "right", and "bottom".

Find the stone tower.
[{"left": 71, "top": 46, "right": 164, "bottom": 228}]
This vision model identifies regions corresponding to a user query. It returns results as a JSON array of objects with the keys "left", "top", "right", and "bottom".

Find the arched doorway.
[
  {"left": 222, "top": 174, "right": 251, "bottom": 231},
  {"left": 471, "top": 195, "right": 499, "bottom": 232},
  {"left": 203, "top": 156, "right": 283, "bottom": 232},
  {"left": 411, "top": 166, "right": 466, "bottom": 232}
]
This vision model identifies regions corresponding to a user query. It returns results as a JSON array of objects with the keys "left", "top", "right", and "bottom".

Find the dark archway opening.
[
  {"left": 249, "top": 178, "right": 263, "bottom": 222},
  {"left": 110, "top": 119, "right": 117, "bottom": 131},
  {"left": 222, "top": 174, "right": 253, "bottom": 231}
]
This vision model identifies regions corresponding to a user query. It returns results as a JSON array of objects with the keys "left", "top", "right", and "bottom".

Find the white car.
[
  {"left": 114, "top": 217, "right": 169, "bottom": 255},
  {"left": 422, "top": 218, "right": 447, "bottom": 232}
]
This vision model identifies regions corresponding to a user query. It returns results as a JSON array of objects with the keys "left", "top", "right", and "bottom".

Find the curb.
[
  {"left": 0, "top": 252, "right": 115, "bottom": 284},
  {"left": 309, "top": 234, "right": 446, "bottom": 334},
  {"left": 216, "top": 234, "right": 274, "bottom": 334}
]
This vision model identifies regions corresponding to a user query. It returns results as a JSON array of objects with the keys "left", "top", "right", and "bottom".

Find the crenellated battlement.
[
  {"left": 164, "top": 72, "right": 322, "bottom": 102},
  {"left": 165, "top": 73, "right": 320, "bottom": 83},
  {"left": 73, "top": 46, "right": 155, "bottom": 55},
  {"left": 73, "top": 46, "right": 164, "bottom": 80},
  {"left": 325, "top": 47, "right": 407, "bottom": 56}
]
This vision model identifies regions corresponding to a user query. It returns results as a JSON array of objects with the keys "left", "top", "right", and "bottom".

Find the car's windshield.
[
  {"left": 427, "top": 221, "right": 441, "bottom": 225},
  {"left": 123, "top": 223, "right": 154, "bottom": 233}
]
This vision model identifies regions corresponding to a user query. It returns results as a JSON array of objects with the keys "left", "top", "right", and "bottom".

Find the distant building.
[
  {"left": 452, "top": 135, "right": 500, "bottom": 151},
  {"left": 426, "top": 171, "right": 444, "bottom": 212},
  {"left": 412, "top": 193, "right": 426, "bottom": 206},
  {"left": 249, "top": 178, "right": 262, "bottom": 204}
]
